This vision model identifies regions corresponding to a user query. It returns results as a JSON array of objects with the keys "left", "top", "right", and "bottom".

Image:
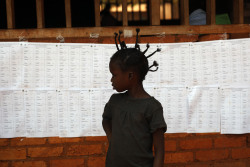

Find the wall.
[
  {"left": 0, "top": 33, "right": 249, "bottom": 167},
  {"left": 0, "top": 133, "right": 250, "bottom": 167}
]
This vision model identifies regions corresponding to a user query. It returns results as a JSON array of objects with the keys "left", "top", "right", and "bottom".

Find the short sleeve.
[
  {"left": 102, "top": 101, "right": 112, "bottom": 120},
  {"left": 147, "top": 107, "right": 167, "bottom": 133}
]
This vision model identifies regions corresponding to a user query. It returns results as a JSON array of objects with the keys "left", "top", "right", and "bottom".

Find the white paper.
[
  {"left": 80, "top": 45, "right": 93, "bottom": 89},
  {"left": 221, "top": 88, "right": 250, "bottom": 134},
  {"left": 13, "top": 91, "right": 25, "bottom": 137},
  {"left": 10, "top": 44, "right": 23, "bottom": 89},
  {"left": 0, "top": 39, "right": 250, "bottom": 137},
  {"left": 46, "top": 91, "right": 58, "bottom": 137},
  {"left": 156, "top": 87, "right": 188, "bottom": 133},
  {"left": 58, "top": 91, "right": 69, "bottom": 137},
  {"left": 188, "top": 86, "right": 220, "bottom": 133},
  {"left": 0, "top": 44, "right": 11, "bottom": 89},
  {"left": 1, "top": 91, "right": 14, "bottom": 138},
  {"left": 24, "top": 90, "right": 36, "bottom": 137}
]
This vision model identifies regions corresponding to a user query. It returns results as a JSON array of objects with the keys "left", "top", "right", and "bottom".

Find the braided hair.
[{"left": 110, "top": 28, "right": 160, "bottom": 82}]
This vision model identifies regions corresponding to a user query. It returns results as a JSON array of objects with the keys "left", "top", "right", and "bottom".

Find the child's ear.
[{"left": 128, "top": 72, "right": 134, "bottom": 80}]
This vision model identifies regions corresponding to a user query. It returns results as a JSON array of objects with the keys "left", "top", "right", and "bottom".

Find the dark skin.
[{"left": 102, "top": 61, "right": 165, "bottom": 167}]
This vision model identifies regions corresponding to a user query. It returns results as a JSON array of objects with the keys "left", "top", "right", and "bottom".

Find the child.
[{"left": 102, "top": 29, "right": 167, "bottom": 167}]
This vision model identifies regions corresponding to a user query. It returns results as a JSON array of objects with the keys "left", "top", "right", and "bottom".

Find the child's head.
[
  {"left": 109, "top": 29, "right": 160, "bottom": 92},
  {"left": 110, "top": 48, "right": 149, "bottom": 82}
]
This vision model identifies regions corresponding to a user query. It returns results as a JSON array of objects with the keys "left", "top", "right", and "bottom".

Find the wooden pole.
[
  {"left": 180, "top": 0, "right": 189, "bottom": 25},
  {"left": 65, "top": 0, "right": 72, "bottom": 28},
  {"left": 94, "top": 0, "right": 101, "bottom": 27},
  {"left": 36, "top": 0, "right": 45, "bottom": 28},
  {"left": 206, "top": 0, "right": 216, "bottom": 25},
  {"left": 6, "top": 0, "right": 15, "bottom": 29},
  {"left": 233, "top": 0, "right": 244, "bottom": 24},
  {"left": 0, "top": 25, "right": 250, "bottom": 40},
  {"left": 172, "top": 0, "right": 179, "bottom": 19},
  {"left": 149, "top": 0, "right": 160, "bottom": 25},
  {"left": 122, "top": 0, "right": 128, "bottom": 26}
]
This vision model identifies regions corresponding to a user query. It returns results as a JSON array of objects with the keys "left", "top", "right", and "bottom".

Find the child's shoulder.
[
  {"left": 150, "top": 97, "right": 163, "bottom": 107},
  {"left": 109, "top": 92, "right": 127, "bottom": 102},
  {"left": 145, "top": 97, "right": 163, "bottom": 111}
]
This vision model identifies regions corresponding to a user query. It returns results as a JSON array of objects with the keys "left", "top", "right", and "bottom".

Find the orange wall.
[{"left": 0, "top": 133, "right": 249, "bottom": 167}]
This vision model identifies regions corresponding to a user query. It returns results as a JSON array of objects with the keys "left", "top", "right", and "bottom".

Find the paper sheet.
[
  {"left": 187, "top": 86, "right": 220, "bottom": 133},
  {"left": 0, "top": 39, "right": 250, "bottom": 137},
  {"left": 221, "top": 87, "right": 250, "bottom": 134}
]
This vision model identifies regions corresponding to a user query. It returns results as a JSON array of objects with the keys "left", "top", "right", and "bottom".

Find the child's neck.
[{"left": 127, "top": 83, "right": 150, "bottom": 99}]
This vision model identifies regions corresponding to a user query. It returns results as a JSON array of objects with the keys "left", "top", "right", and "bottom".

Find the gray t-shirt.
[{"left": 102, "top": 92, "right": 167, "bottom": 167}]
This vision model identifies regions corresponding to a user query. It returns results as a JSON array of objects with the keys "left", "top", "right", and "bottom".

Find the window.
[
  {"left": 44, "top": 0, "right": 66, "bottom": 28},
  {"left": 14, "top": 0, "right": 37, "bottom": 29},
  {"left": 100, "top": 0, "right": 149, "bottom": 26},
  {"left": 100, "top": 0, "right": 181, "bottom": 26},
  {"left": 245, "top": 0, "right": 250, "bottom": 23},
  {"left": 71, "top": 0, "right": 95, "bottom": 27},
  {"left": 0, "top": 0, "right": 248, "bottom": 29},
  {"left": 127, "top": 0, "right": 148, "bottom": 25},
  {"left": 160, "top": 0, "right": 180, "bottom": 25},
  {"left": 0, "top": 0, "right": 7, "bottom": 29}
]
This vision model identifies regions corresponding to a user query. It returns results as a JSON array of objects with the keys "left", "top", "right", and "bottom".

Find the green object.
[{"left": 216, "top": 13, "right": 231, "bottom": 25}]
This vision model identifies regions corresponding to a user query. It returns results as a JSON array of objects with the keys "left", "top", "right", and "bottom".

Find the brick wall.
[
  {"left": 0, "top": 33, "right": 249, "bottom": 167},
  {"left": 0, "top": 134, "right": 249, "bottom": 167}
]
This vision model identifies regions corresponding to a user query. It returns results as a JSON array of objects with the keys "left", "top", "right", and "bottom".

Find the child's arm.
[
  {"left": 153, "top": 128, "right": 165, "bottom": 167},
  {"left": 102, "top": 119, "right": 112, "bottom": 142}
]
